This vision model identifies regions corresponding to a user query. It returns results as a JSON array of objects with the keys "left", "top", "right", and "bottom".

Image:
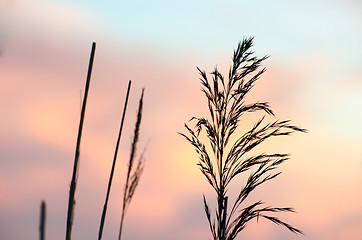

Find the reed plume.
[
  {"left": 118, "top": 88, "right": 146, "bottom": 240},
  {"left": 180, "top": 37, "right": 305, "bottom": 240}
]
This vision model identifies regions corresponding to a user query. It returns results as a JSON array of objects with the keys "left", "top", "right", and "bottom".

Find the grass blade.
[
  {"left": 39, "top": 201, "right": 46, "bottom": 240},
  {"left": 65, "top": 42, "right": 96, "bottom": 240},
  {"left": 98, "top": 80, "right": 132, "bottom": 240}
]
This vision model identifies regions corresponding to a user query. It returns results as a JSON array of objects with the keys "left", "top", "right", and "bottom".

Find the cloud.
[
  {"left": 1, "top": 1, "right": 362, "bottom": 239},
  {"left": 0, "top": 4, "right": 206, "bottom": 239}
]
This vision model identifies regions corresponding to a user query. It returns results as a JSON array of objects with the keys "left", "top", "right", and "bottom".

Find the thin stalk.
[
  {"left": 118, "top": 207, "right": 126, "bottom": 240},
  {"left": 118, "top": 89, "right": 145, "bottom": 240},
  {"left": 39, "top": 201, "right": 46, "bottom": 240},
  {"left": 98, "top": 80, "right": 132, "bottom": 240},
  {"left": 65, "top": 42, "right": 96, "bottom": 240},
  {"left": 218, "top": 152, "right": 225, "bottom": 240},
  {"left": 222, "top": 197, "right": 228, "bottom": 239}
]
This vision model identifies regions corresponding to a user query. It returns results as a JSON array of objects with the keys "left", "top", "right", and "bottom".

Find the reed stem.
[
  {"left": 98, "top": 80, "right": 132, "bottom": 240},
  {"left": 39, "top": 201, "right": 46, "bottom": 240},
  {"left": 65, "top": 42, "right": 96, "bottom": 240}
]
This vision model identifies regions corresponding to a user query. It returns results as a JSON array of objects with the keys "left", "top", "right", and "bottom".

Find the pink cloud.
[{"left": 1, "top": 3, "right": 361, "bottom": 238}]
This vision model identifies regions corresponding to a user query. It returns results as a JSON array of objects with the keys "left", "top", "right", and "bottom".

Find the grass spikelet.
[{"left": 118, "top": 88, "right": 145, "bottom": 240}]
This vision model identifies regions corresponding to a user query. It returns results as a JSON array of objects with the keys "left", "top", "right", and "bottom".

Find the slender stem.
[
  {"left": 65, "top": 42, "right": 96, "bottom": 240},
  {"left": 222, "top": 197, "right": 228, "bottom": 239},
  {"left": 118, "top": 89, "right": 145, "bottom": 240},
  {"left": 118, "top": 207, "right": 126, "bottom": 240},
  {"left": 98, "top": 80, "right": 132, "bottom": 240},
  {"left": 40, "top": 201, "right": 46, "bottom": 240}
]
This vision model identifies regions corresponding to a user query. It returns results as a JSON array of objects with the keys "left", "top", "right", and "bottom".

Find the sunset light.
[{"left": 1, "top": 1, "right": 361, "bottom": 240}]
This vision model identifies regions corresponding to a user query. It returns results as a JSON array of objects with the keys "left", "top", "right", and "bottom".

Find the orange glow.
[{"left": 1, "top": 2, "right": 362, "bottom": 238}]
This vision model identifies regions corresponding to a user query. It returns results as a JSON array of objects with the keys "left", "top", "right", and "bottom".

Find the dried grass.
[
  {"left": 180, "top": 37, "right": 306, "bottom": 240},
  {"left": 118, "top": 89, "right": 145, "bottom": 240}
]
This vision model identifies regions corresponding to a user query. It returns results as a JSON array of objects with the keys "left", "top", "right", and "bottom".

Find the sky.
[{"left": 0, "top": 0, "right": 362, "bottom": 239}]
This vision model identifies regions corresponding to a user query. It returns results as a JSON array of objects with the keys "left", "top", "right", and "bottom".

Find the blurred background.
[{"left": 0, "top": 0, "right": 361, "bottom": 239}]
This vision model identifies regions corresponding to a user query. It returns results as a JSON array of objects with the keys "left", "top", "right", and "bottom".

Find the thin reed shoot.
[
  {"left": 39, "top": 201, "right": 46, "bottom": 240},
  {"left": 98, "top": 80, "right": 132, "bottom": 240},
  {"left": 65, "top": 42, "right": 96, "bottom": 240}
]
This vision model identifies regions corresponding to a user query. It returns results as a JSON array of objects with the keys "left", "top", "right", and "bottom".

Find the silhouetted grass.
[
  {"left": 180, "top": 37, "right": 306, "bottom": 240},
  {"left": 39, "top": 201, "right": 46, "bottom": 240},
  {"left": 66, "top": 42, "right": 96, "bottom": 240},
  {"left": 118, "top": 89, "right": 145, "bottom": 240},
  {"left": 98, "top": 80, "right": 132, "bottom": 240},
  {"left": 36, "top": 42, "right": 146, "bottom": 240}
]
